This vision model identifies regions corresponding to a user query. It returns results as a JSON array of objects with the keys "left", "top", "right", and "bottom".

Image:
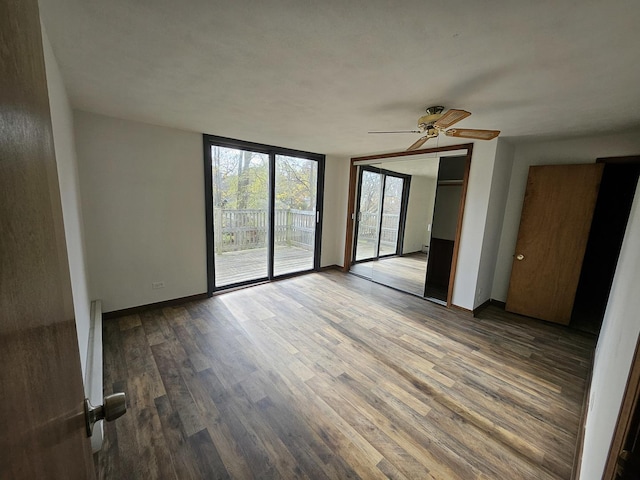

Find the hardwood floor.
[{"left": 95, "top": 271, "right": 595, "bottom": 479}]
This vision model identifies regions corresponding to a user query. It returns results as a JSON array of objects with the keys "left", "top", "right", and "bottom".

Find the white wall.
[
  {"left": 72, "top": 120, "right": 505, "bottom": 312},
  {"left": 403, "top": 175, "right": 437, "bottom": 254},
  {"left": 491, "top": 130, "right": 640, "bottom": 302},
  {"left": 474, "top": 139, "right": 515, "bottom": 307},
  {"left": 44, "top": 24, "right": 106, "bottom": 453},
  {"left": 580, "top": 181, "right": 640, "bottom": 479},
  {"left": 321, "top": 156, "right": 350, "bottom": 267},
  {"left": 450, "top": 139, "right": 499, "bottom": 309},
  {"left": 42, "top": 30, "right": 92, "bottom": 377},
  {"left": 74, "top": 112, "right": 347, "bottom": 311},
  {"left": 74, "top": 111, "right": 206, "bottom": 312}
]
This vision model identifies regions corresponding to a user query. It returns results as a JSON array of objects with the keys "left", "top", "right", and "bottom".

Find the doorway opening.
[
  {"left": 571, "top": 159, "right": 640, "bottom": 334},
  {"left": 203, "top": 135, "right": 325, "bottom": 294},
  {"left": 424, "top": 157, "right": 466, "bottom": 303}
]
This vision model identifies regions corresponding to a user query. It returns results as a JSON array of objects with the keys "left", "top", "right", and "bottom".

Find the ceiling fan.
[{"left": 369, "top": 106, "right": 500, "bottom": 151}]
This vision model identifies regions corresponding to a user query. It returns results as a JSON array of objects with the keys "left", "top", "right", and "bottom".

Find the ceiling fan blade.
[
  {"left": 407, "top": 136, "right": 429, "bottom": 151},
  {"left": 434, "top": 109, "right": 471, "bottom": 129},
  {"left": 445, "top": 128, "right": 500, "bottom": 140},
  {"left": 368, "top": 130, "right": 421, "bottom": 134}
]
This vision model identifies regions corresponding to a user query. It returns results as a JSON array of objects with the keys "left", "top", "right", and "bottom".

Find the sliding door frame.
[
  {"left": 203, "top": 134, "right": 325, "bottom": 295},
  {"left": 381, "top": 170, "right": 411, "bottom": 259},
  {"left": 352, "top": 166, "right": 381, "bottom": 264},
  {"left": 352, "top": 165, "right": 411, "bottom": 264}
]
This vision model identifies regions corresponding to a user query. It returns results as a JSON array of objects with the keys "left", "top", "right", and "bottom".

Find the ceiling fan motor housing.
[{"left": 417, "top": 106, "right": 445, "bottom": 131}]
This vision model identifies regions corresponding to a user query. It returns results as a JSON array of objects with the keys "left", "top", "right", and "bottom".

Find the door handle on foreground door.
[
  {"left": 85, "top": 392, "right": 127, "bottom": 436},
  {"left": 516, "top": 254, "right": 525, "bottom": 261}
]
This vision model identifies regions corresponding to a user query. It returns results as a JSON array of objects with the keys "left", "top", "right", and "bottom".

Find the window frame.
[{"left": 203, "top": 134, "right": 325, "bottom": 295}]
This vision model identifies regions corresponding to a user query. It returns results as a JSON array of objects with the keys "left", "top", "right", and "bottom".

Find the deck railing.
[
  {"left": 358, "top": 212, "right": 400, "bottom": 247},
  {"left": 214, "top": 208, "right": 316, "bottom": 253}
]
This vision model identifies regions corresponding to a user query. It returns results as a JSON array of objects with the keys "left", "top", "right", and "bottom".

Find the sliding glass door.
[
  {"left": 210, "top": 146, "right": 269, "bottom": 287},
  {"left": 353, "top": 166, "right": 410, "bottom": 263},
  {"left": 204, "top": 136, "right": 324, "bottom": 293},
  {"left": 378, "top": 175, "right": 405, "bottom": 257},
  {"left": 274, "top": 155, "right": 319, "bottom": 276},
  {"left": 354, "top": 169, "right": 382, "bottom": 262}
]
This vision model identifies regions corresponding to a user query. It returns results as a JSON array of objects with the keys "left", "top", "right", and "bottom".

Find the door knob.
[
  {"left": 516, "top": 254, "right": 525, "bottom": 261},
  {"left": 85, "top": 392, "right": 127, "bottom": 436}
]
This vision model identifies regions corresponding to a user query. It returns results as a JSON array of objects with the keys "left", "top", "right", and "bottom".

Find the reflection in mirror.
[
  {"left": 425, "top": 157, "right": 466, "bottom": 303},
  {"left": 351, "top": 155, "right": 438, "bottom": 296},
  {"left": 350, "top": 154, "right": 467, "bottom": 305},
  {"left": 354, "top": 169, "right": 382, "bottom": 262}
]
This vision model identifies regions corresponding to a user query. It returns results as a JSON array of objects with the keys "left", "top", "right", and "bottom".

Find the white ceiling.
[{"left": 39, "top": 0, "right": 640, "bottom": 157}]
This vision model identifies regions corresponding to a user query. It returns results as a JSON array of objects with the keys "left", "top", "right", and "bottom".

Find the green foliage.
[
  {"left": 275, "top": 155, "right": 316, "bottom": 210},
  {"left": 211, "top": 147, "right": 317, "bottom": 211}
]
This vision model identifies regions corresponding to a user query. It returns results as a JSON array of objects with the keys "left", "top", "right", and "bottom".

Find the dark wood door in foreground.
[
  {"left": 0, "top": 1, "right": 95, "bottom": 478},
  {"left": 96, "top": 271, "right": 595, "bottom": 480},
  {"left": 506, "top": 164, "right": 603, "bottom": 324}
]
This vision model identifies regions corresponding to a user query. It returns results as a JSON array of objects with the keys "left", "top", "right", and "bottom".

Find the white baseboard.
[{"left": 85, "top": 299, "right": 104, "bottom": 452}]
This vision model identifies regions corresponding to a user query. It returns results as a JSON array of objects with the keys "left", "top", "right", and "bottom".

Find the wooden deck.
[
  {"left": 96, "top": 271, "right": 596, "bottom": 480},
  {"left": 215, "top": 246, "right": 314, "bottom": 286}
]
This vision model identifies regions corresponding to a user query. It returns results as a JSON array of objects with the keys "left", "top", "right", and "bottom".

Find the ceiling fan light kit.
[
  {"left": 368, "top": 106, "right": 501, "bottom": 151},
  {"left": 416, "top": 105, "right": 445, "bottom": 129}
]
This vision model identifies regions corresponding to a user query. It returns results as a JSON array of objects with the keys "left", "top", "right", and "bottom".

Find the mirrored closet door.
[{"left": 348, "top": 150, "right": 470, "bottom": 305}]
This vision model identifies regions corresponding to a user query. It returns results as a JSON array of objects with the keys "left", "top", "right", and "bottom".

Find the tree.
[
  {"left": 212, "top": 148, "right": 318, "bottom": 212},
  {"left": 275, "top": 156, "right": 317, "bottom": 210}
]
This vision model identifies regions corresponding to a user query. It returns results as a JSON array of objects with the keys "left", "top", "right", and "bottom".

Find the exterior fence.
[{"left": 214, "top": 208, "right": 316, "bottom": 253}]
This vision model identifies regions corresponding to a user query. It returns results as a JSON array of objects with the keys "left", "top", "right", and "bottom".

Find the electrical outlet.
[{"left": 152, "top": 281, "right": 165, "bottom": 290}]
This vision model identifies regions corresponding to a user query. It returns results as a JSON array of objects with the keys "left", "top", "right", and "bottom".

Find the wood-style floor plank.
[{"left": 95, "top": 270, "right": 595, "bottom": 479}]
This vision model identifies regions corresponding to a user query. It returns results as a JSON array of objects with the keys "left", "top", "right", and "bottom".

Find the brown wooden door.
[
  {"left": 0, "top": 1, "right": 96, "bottom": 478},
  {"left": 505, "top": 164, "right": 604, "bottom": 324}
]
